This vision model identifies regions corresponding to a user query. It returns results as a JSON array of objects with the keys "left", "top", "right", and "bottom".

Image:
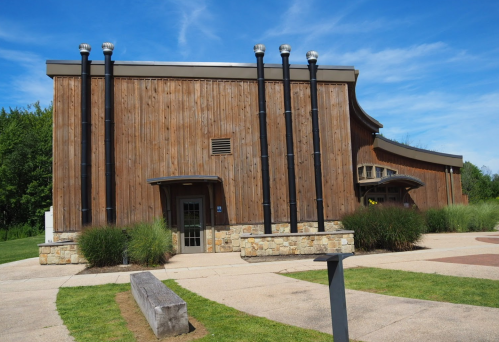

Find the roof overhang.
[
  {"left": 46, "top": 60, "right": 356, "bottom": 82},
  {"left": 147, "top": 175, "right": 222, "bottom": 185},
  {"left": 374, "top": 135, "right": 463, "bottom": 168},
  {"left": 359, "top": 174, "right": 425, "bottom": 188}
]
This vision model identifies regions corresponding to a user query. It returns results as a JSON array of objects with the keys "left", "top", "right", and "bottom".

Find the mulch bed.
[
  {"left": 77, "top": 264, "right": 165, "bottom": 275},
  {"left": 116, "top": 291, "right": 208, "bottom": 342}
]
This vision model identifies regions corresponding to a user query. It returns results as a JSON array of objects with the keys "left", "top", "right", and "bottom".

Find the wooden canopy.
[
  {"left": 358, "top": 174, "right": 425, "bottom": 188},
  {"left": 147, "top": 175, "right": 222, "bottom": 185}
]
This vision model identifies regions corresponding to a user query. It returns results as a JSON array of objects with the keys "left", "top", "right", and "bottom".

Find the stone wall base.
[
  {"left": 45, "top": 221, "right": 352, "bottom": 263},
  {"left": 203, "top": 221, "right": 344, "bottom": 253},
  {"left": 240, "top": 230, "right": 354, "bottom": 257}
]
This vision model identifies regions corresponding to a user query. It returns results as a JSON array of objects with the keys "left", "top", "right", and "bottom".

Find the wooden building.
[{"left": 46, "top": 44, "right": 465, "bottom": 254}]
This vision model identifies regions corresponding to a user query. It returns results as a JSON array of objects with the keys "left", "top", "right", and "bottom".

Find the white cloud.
[
  {"left": 0, "top": 48, "right": 41, "bottom": 65},
  {"left": 259, "top": 0, "right": 388, "bottom": 42},
  {"left": 168, "top": 0, "right": 220, "bottom": 56},
  {"left": 0, "top": 19, "right": 49, "bottom": 45},
  {"left": 320, "top": 42, "right": 450, "bottom": 83},
  {"left": 0, "top": 48, "right": 52, "bottom": 107},
  {"left": 363, "top": 90, "right": 499, "bottom": 172}
]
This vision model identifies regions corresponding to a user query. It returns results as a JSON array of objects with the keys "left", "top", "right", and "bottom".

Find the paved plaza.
[{"left": 1, "top": 232, "right": 498, "bottom": 341}]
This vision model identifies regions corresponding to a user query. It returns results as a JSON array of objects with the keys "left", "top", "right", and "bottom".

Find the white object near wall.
[{"left": 45, "top": 206, "right": 53, "bottom": 243}]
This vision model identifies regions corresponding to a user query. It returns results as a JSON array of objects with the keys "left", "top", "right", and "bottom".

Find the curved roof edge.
[
  {"left": 348, "top": 72, "right": 383, "bottom": 133},
  {"left": 374, "top": 135, "right": 463, "bottom": 168}
]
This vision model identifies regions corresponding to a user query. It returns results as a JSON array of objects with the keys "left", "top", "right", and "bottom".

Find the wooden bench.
[{"left": 130, "top": 272, "right": 189, "bottom": 338}]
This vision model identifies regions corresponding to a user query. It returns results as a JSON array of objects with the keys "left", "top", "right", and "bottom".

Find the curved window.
[{"left": 357, "top": 164, "right": 398, "bottom": 182}]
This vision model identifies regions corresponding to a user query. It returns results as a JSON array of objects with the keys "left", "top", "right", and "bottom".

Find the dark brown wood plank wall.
[
  {"left": 53, "top": 77, "right": 355, "bottom": 231},
  {"left": 90, "top": 78, "right": 107, "bottom": 227},
  {"left": 350, "top": 116, "right": 465, "bottom": 209},
  {"left": 265, "top": 81, "right": 287, "bottom": 221},
  {"left": 52, "top": 77, "right": 82, "bottom": 232},
  {"left": 320, "top": 83, "right": 356, "bottom": 218}
]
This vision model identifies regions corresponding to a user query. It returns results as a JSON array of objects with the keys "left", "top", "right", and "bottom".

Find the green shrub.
[
  {"left": 127, "top": 218, "right": 173, "bottom": 266},
  {"left": 342, "top": 204, "right": 425, "bottom": 251},
  {"left": 425, "top": 208, "right": 448, "bottom": 233},
  {"left": 78, "top": 226, "right": 127, "bottom": 267},
  {"left": 0, "top": 223, "right": 41, "bottom": 241}
]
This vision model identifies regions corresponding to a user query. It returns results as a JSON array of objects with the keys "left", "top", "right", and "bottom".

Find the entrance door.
[{"left": 179, "top": 198, "right": 204, "bottom": 253}]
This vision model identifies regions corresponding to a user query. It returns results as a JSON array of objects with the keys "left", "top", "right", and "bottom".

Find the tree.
[
  {"left": 491, "top": 174, "right": 499, "bottom": 199},
  {"left": 461, "top": 161, "right": 493, "bottom": 203},
  {"left": 0, "top": 103, "right": 52, "bottom": 231}
]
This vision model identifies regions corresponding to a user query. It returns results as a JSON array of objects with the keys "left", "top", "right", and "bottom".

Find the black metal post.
[
  {"left": 103, "top": 42, "right": 115, "bottom": 224},
  {"left": 79, "top": 43, "right": 91, "bottom": 226},
  {"left": 314, "top": 253, "right": 353, "bottom": 342},
  {"left": 280, "top": 44, "right": 298, "bottom": 233},
  {"left": 254, "top": 44, "right": 272, "bottom": 235},
  {"left": 307, "top": 51, "right": 325, "bottom": 232}
]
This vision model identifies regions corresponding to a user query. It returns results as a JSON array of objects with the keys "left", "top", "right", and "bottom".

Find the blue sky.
[{"left": 1, "top": 0, "right": 498, "bottom": 172}]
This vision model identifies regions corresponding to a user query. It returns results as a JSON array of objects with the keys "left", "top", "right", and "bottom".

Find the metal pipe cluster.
[
  {"left": 254, "top": 45, "right": 326, "bottom": 233},
  {"left": 78, "top": 42, "right": 116, "bottom": 226}
]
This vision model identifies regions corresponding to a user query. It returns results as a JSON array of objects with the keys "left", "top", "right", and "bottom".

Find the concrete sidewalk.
[{"left": 0, "top": 232, "right": 498, "bottom": 341}]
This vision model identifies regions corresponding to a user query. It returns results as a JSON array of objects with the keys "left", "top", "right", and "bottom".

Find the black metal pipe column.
[
  {"left": 254, "top": 44, "right": 272, "bottom": 234},
  {"left": 103, "top": 42, "right": 115, "bottom": 224},
  {"left": 280, "top": 44, "right": 298, "bottom": 233},
  {"left": 79, "top": 44, "right": 92, "bottom": 226},
  {"left": 307, "top": 51, "right": 325, "bottom": 232}
]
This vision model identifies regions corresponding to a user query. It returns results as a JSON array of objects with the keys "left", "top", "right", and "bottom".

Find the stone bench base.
[
  {"left": 130, "top": 272, "right": 189, "bottom": 338},
  {"left": 38, "top": 242, "right": 87, "bottom": 265}
]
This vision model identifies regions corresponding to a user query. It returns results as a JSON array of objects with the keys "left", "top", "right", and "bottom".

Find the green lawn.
[
  {"left": 57, "top": 280, "right": 337, "bottom": 342},
  {"left": 0, "top": 234, "right": 44, "bottom": 264},
  {"left": 284, "top": 267, "right": 499, "bottom": 308}
]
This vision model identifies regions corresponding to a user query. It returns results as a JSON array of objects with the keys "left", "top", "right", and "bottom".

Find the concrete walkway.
[{"left": 1, "top": 232, "right": 498, "bottom": 341}]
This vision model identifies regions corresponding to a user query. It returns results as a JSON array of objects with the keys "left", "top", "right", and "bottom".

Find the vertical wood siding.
[
  {"left": 350, "top": 116, "right": 465, "bottom": 209},
  {"left": 53, "top": 77, "right": 82, "bottom": 232},
  {"left": 53, "top": 77, "right": 355, "bottom": 231}
]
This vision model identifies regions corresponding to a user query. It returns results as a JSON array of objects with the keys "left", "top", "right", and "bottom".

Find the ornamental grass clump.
[
  {"left": 425, "top": 203, "right": 499, "bottom": 233},
  {"left": 378, "top": 205, "right": 425, "bottom": 250},
  {"left": 425, "top": 207, "right": 448, "bottom": 233},
  {"left": 341, "top": 206, "right": 380, "bottom": 251},
  {"left": 342, "top": 204, "right": 425, "bottom": 251},
  {"left": 127, "top": 218, "right": 173, "bottom": 266},
  {"left": 467, "top": 202, "right": 499, "bottom": 231},
  {"left": 444, "top": 205, "right": 471, "bottom": 232},
  {"left": 77, "top": 226, "right": 127, "bottom": 267}
]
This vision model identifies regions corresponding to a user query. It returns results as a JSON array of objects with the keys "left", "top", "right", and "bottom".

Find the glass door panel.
[{"left": 180, "top": 198, "right": 204, "bottom": 253}]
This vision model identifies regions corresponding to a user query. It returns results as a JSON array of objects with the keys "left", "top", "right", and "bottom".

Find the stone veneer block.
[{"left": 130, "top": 272, "right": 189, "bottom": 338}]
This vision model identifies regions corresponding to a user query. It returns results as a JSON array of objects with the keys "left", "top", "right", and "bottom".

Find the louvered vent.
[{"left": 211, "top": 138, "right": 231, "bottom": 155}]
